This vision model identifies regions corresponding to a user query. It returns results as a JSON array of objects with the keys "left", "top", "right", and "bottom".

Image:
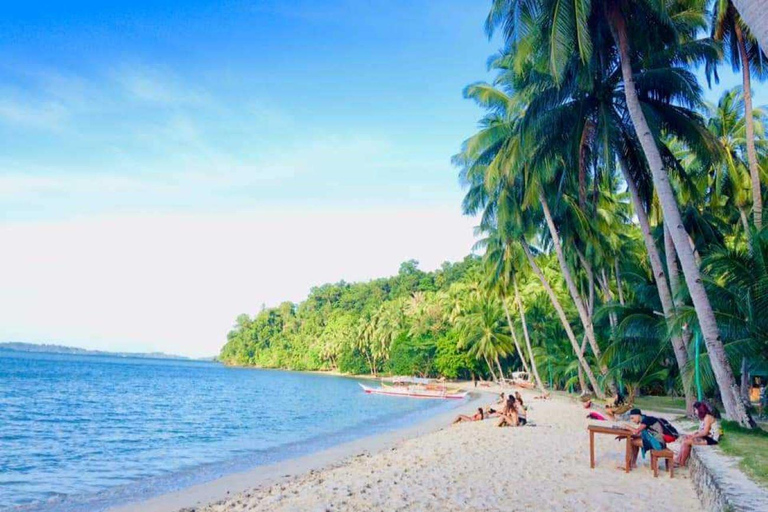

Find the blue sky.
[
  {"left": 0, "top": 0, "right": 494, "bottom": 220},
  {"left": 1, "top": 1, "right": 765, "bottom": 356}
]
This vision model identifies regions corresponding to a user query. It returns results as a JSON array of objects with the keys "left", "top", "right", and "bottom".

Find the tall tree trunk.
[
  {"left": 578, "top": 119, "right": 594, "bottom": 209},
  {"left": 614, "top": 260, "right": 625, "bottom": 305},
  {"left": 484, "top": 354, "right": 498, "bottom": 383},
  {"left": 495, "top": 354, "right": 506, "bottom": 384},
  {"left": 735, "top": 23, "right": 763, "bottom": 230},
  {"left": 664, "top": 225, "right": 695, "bottom": 416},
  {"left": 539, "top": 190, "right": 606, "bottom": 374},
  {"left": 600, "top": 269, "right": 619, "bottom": 330},
  {"left": 739, "top": 207, "right": 754, "bottom": 253},
  {"left": 579, "top": 334, "right": 591, "bottom": 394},
  {"left": 740, "top": 357, "right": 751, "bottom": 402},
  {"left": 611, "top": 8, "right": 755, "bottom": 427},
  {"left": 731, "top": 0, "right": 768, "bottom": 56},
  {"left": 502, "top": 297, "right": 531, "bottom": 374},
  {"left": 578, "top": 366, "right": 587, "bottom": 394},
  {"left": 521, "top": 239, "right": 605, "bottom": 398},
  {"left": 513, "top": 274, "right": 547, "bottom": 394}
]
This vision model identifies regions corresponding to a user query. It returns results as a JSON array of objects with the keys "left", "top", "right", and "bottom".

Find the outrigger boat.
[
  {"left": 359, "top": 376, "right": 468, "bottom": 399},
  {"left": 510, "top": 371, "right": 535, "bottom": 389}
]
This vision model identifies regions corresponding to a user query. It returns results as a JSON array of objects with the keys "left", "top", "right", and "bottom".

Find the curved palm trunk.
[
  {"left": 611, "top": 9, "right": 755, "bottom": 427},
  {"left": 578, "top": 119, "right": 595, "bottom": 209},
  {"left": 521, "top": 239, "right": 605, "bottom": 398},
  {"left": 539, "top": 191, "right": 607, "bottom": 376},
  {"left": 664, "top": 226, "right": 695, "bottom": 416},
  {"left": 502, "top": 297, "right": 531, "bottom": 374},
  {"left": 578, "top": 334, "right": 590, "bottom": 394},
  {"left": 513, "top": 275, "right": 547, "bottom": 394},
  {"left": 600, "top": 269, "right": 619, "bottom": 330},
  {"left": 484, "top": 354, "right": 498, "bottom": 383},
  {"left": 739, "top": 208, "right": 754, "bottom": 253},
  {"left": 731, "top": 1, "right": 768, "bottom": 84},
  {"left": 620, "top": 157, "right": 694, "bottom": 415},
  {"left": 735, "top": 23, "right": 763, "bottom": 230},
  {"left": 495, "top": 355, "right": 506, "bottom": 384},
  {"left": 614, "top": 260, "right": 625, "bottom": 305}
]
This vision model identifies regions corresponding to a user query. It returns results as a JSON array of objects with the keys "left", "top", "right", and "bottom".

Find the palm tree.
[
  {"left": 479, "top": 233, "right": 532, "bottom": 376},
  {"left": 711, "top": 0, "right": 767, "bottom": 228},
  {"left": 485, "top": 0, "right": 755, "bottom": 428},
  {"left": 480, "top": 229, "right": 549, "bottom": 393},
  {"left": 707, "top": 87, "right": 766, "bottom": 240},
  {"left": 512, "top": 272, "right": 548, "bottom": 394},
  {"left": 730, "top": 0, "right": 768, "bottom": 55},
  {"left": 456, "top": 294, "right": 514, "bottom": 382},
  {"left": 454, "top": 93, "right": 606, "bottom": 396}
]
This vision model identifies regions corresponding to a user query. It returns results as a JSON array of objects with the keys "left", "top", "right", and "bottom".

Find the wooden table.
[{"left": 588, "top": 425, "right": 634, "bottom": 473}]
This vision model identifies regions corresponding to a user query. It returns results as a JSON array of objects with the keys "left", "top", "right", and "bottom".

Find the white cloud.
[
  {"left": 0, "top": 208, "right": 476, "bottom": 358},
  {"left": 0, "top": 97, "right": 68, "bottom": 129},
  {"left": 112, "top": 64, "right": 210, "bottom": 106}
]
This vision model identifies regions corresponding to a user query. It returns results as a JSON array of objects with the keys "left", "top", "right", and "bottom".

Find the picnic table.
[{"left": 588, "top": 424, "right": 634, "bottom": 473}]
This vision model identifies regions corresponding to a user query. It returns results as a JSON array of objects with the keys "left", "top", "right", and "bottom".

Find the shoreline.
[
  {"left": 107, "top": 390, "right": 486, "bottom": 512},
  {"left": 152, "top": 387, "right": 702, "bottom": 512}
]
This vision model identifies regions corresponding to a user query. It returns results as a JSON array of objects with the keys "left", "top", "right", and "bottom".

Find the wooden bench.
[{"left": 650, "top": 449, "right": 674, "bottom": 478}]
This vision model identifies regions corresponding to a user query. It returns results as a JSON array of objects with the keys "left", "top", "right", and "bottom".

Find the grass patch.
[
  {"left": 634, "top": 395, "right": 687, "bottom": 415},
  {"left": 719, "top": 421, "right": 768, "bottom": 489}
]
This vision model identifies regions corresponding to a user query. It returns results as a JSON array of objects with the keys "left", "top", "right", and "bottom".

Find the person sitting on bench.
[
  {"left": 676, "top": 401, "right": 721, "bottom": 467},
  {"left": 626, "top": 408, "right": 667, "bottom": 469}
]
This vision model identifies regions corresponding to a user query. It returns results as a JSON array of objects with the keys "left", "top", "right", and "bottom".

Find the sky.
[{"left": 1, "top": 1, "right": 765, "bottom": 358}]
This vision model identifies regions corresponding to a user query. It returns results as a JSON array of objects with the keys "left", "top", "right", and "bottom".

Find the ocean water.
[{"left": 0, "top": 350, "right": 463, "bottom": 512}]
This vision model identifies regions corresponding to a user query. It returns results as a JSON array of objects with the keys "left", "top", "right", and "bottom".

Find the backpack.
[{"left": 656, "top": 417, "right": 680, "bottom": 442}]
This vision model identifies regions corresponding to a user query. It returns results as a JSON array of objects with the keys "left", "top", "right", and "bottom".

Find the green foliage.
[
  {"left": 719, "top": 421, "right": 768, "bottom": 487},
  {"left": 219, "top": 257, "right": 505, "bottom": 378}
]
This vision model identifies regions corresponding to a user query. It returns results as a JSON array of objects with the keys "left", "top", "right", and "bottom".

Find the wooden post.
[
  {"left": 625, "top": 436, "right": 631, "bottom": 473},
  {"left": 590, "top": 430, "right": 595, "bottom": 468}
]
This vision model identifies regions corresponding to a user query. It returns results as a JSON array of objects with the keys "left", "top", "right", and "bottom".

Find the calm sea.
[{"left": 0, "top": 350, "right": 461, "bottom": 511}]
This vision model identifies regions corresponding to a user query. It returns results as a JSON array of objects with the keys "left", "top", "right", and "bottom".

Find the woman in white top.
[{"left": 676, "top": 401, "right": 722, "bottom": 466}]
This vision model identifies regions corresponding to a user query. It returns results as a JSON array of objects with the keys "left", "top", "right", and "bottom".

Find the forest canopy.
[{"left": 219, "top": 257, "right": 499, "bottom": 379}]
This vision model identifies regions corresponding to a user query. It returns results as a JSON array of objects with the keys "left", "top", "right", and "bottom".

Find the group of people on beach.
[
  {"left": 592, "top": 398, "right": 722, "bottom": 469},
  {"left": 452, "top": 391, "right": 528, "bottom": 427}
]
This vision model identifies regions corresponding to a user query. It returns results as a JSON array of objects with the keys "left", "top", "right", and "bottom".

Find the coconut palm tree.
[
  {"left": 485, "top": 0, "right": 754, "bottom": 428},
  {"left": 479, "top": 232, "right": 532, "bottom": 376},
  {"left": 455, "top": 94, "right": 606, "bottom": 396},
  {"left": 479, "top": 229, "right": 549, "bottom": 393},
  {"left": 706, "top": 87, "right": 767, "bottom": 241},
  {"left": 456, "top": 294, "right": 514, "bottom": 382},
  {"left": 730, "top": 1, "right": 768, "bottom": 56},
  {"left": 711, "top": 0, "right": 768, "bottom": 229}
]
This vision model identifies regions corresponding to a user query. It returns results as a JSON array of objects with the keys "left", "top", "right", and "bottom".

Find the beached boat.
[
  {"left": 510, "top": 371, "right": 535, "bottom": 389},
  {"left": 359, "top": 377, "right": 468, "bottom": 399}
]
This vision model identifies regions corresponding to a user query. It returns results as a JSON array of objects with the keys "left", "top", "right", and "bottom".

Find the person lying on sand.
[
  {"left": 676, "top": 401, "right": 721, "bottom": 467},
  {"left": 453, "top": 407, "right": 485, "bottom": 424}
]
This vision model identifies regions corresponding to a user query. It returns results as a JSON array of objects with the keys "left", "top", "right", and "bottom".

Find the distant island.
[{"left": 0, "top": 342, "right": 212, "bottom": 361}]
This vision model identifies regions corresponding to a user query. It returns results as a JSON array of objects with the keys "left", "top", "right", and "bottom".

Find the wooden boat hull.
[{"left": 359, "top": 383, "right": 467, "bottom": 399}]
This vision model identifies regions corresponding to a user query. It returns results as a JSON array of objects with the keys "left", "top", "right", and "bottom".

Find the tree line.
[{"left": 222, "top": 0, "right": 768, "bottom": 429}]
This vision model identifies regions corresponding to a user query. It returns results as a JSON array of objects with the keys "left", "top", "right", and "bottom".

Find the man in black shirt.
[{"left": 626, "top": 408, "right": 666, "bottom": 468}]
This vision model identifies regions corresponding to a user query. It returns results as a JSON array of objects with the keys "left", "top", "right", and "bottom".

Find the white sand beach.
[{"left": 123, "top": 388, "right": 702, "bottom": 512}]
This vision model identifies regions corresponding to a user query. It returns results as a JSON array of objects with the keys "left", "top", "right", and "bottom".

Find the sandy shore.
[
  {"left": 108, "top": 392, "right": 483, "bottom": 512},
  {"left": 115, "top": 386, "right": 702, "bottom": 512}
]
